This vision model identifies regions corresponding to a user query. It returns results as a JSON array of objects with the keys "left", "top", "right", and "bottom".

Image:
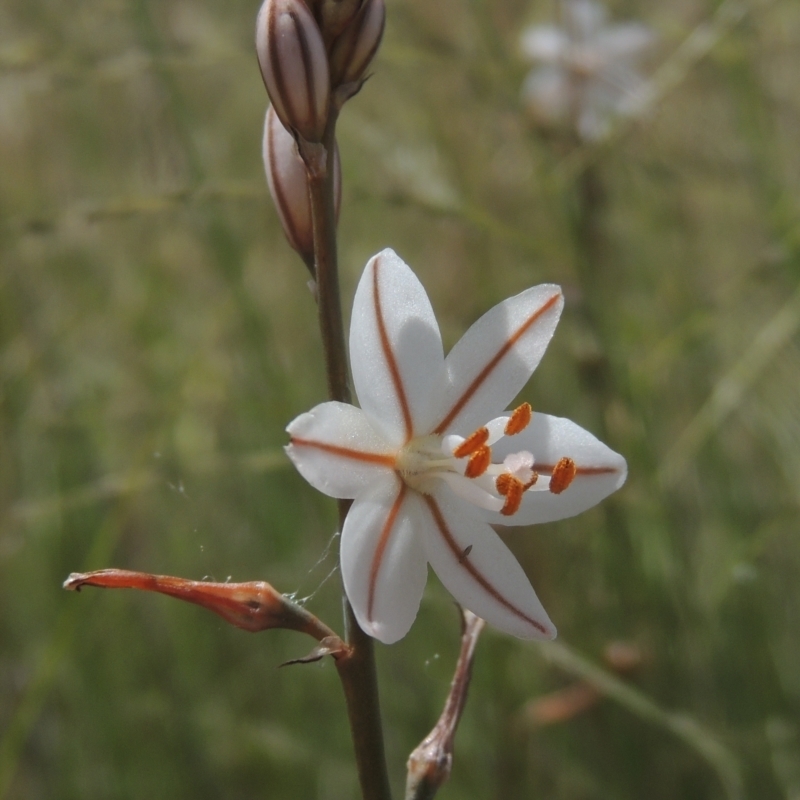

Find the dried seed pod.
[
  {"left": 263, "top": 105, "right": 342, "bottom": 264},
  {"left": 63, "top": 569, "right": 344, "bottom": 642},
  {"left": 329, "top": 0, "right": 385, "bottom": 86},
  {"left": 255, "top": 0, "right": 330, "bottom": 142}
]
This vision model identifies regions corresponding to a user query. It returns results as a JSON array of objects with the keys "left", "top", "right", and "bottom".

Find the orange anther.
[
  {"left": 495, "top": 473, "right": 513, "bottom": 496},
  {"left": 465, "top": 445, "right": 491, "bottom": 478},
  {"left": 523, "top": 472, "right": 539, "bottom": 490},
  {"left": 453, "top": 427, "right": 490, "bottom": 458},
  {"left": 496, "top": 474, "right": 524, "bottom": 516},
  {"left": 549, "top": 457, "right": 577, "bottom": 494},
  {"left": 505, "top": 403, "right": 532, "bottom": 436}
]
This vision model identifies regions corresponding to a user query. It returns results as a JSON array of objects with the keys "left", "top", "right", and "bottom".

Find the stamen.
[
  {"left": 496, "top": 473, "right": 513, "bottom": 496},
  {"left": 453, "top": 427, "right": 490, "bottom": 458},
  {"left": 439, "top": 472, "right": 504, "bottom": 512},
  {"left": 465, "top": 445, "right": 492, "bottom": 478},
  {"left": 549, "top": 457, "right": 577, "bottom": 494},
  {"left": 505, "top": 402, "right": 532, "bottom": 435},
  {"left": 496, "top": 473, "right": 525, "bottom": 516}
]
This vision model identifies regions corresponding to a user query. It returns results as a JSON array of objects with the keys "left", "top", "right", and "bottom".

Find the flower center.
[{"left": 394, "top": 403, "right": 577, "bottom": 516}]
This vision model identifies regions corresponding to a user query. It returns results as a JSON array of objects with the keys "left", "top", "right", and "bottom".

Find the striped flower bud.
[
  {"left": 263, "top": 106, "right": 342, "bottom": 264},
  {"left": 329, "top": 0, "right": 385, "bottom": 87},
  {"left": 255, "top": 0, "right": 330, "bottom": 142},
  {"left": 318, "top": 0, "right": 363, "bottom": 42}
]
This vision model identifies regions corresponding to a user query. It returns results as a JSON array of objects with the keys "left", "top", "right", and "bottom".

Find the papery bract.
[{"left": 287, "top": 249, "right": 627, "bottom": 643}]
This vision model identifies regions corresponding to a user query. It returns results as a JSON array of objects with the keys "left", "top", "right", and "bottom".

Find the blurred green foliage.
[{"left": 1, "top": 0, "right": 799, "bottom": 798}]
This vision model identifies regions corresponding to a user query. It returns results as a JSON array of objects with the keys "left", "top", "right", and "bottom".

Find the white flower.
[
  {"left": 520, "top": 0, "right": 655, "bottom": 141},
  {"left": 286, "top": 249, "right": 627, "bottom": 644}
]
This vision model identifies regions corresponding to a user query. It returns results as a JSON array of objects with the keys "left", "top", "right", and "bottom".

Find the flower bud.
[
  {"left": 329, "top": 0, "right": 385, "bottom": 86},
  {"left": 255, "top": 0, "right": 330, "bottom": 142},
  {"left": 263, "top": 105, "right": 342, "bottom": 264},
  {"left": 318, "top": 0, "right": 363, "bottom": 42}
]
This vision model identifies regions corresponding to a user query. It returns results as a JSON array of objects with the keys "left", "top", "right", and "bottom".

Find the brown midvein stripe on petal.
[
  {"left": 290, "top": 436, "right": 395, "bottom": 466},
  {"left": 434, "top": 292, "right": 561, "bottom": 435},
  {"left": 534, "top": 464, "right": 620, "bottom": 476},
  {"left": 372, "top": 256, "right": 414, "bottom": 443},
  {"left": 368, "top": 483, "right": 407, "bottom": 622},
  {"left": 423, "top": 496, "right": 548, "bottom": 635}
]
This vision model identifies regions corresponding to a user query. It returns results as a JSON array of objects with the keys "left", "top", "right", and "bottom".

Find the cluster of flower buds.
[{"left": 256, "top": 0, "right": 384, "bottom": 260}]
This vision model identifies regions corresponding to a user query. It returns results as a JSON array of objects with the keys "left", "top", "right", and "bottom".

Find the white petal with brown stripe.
[{"left": 285, "top": 249, "right": 627, "bottom": 643}]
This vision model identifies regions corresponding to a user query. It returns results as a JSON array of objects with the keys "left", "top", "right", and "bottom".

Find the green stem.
[
  {"left": 538, "top": 641, "right": 744, "bottom": 800},
  {"left": 307, "top": 119, "right": 392, "bottom": 800}
]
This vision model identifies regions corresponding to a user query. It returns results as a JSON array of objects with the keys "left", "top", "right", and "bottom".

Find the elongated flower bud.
[
  {"left": 329, "top": 0, "right": 385, "bottom": 86},
  {"left": 263, "top": 105, "right": 342, "bottom": 264},
  {"left": 318, "top": 0, "right": 363, "bottom": 42},
  {"left": 255, "top": 0, "right": 330, "bottom": 142}
]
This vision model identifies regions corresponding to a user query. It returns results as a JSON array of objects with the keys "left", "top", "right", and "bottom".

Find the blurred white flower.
[
  {"left": 520, "top": 0, "right": 655, "bottom": 141},
  {"left": 286, "top": 249, "right": 627, "bottom": 644}
]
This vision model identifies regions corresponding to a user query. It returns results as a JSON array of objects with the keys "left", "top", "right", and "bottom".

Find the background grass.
[{"left": 1, "top": 0, "right": 799, "bottom": 797}]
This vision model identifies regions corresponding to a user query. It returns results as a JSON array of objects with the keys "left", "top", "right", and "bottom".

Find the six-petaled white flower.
[
  {"left": 520, "top": 0, "right": 655, "bottom": 141},
  {"left": 286, "top": 249, "right": 627, "bottom": 644}
]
